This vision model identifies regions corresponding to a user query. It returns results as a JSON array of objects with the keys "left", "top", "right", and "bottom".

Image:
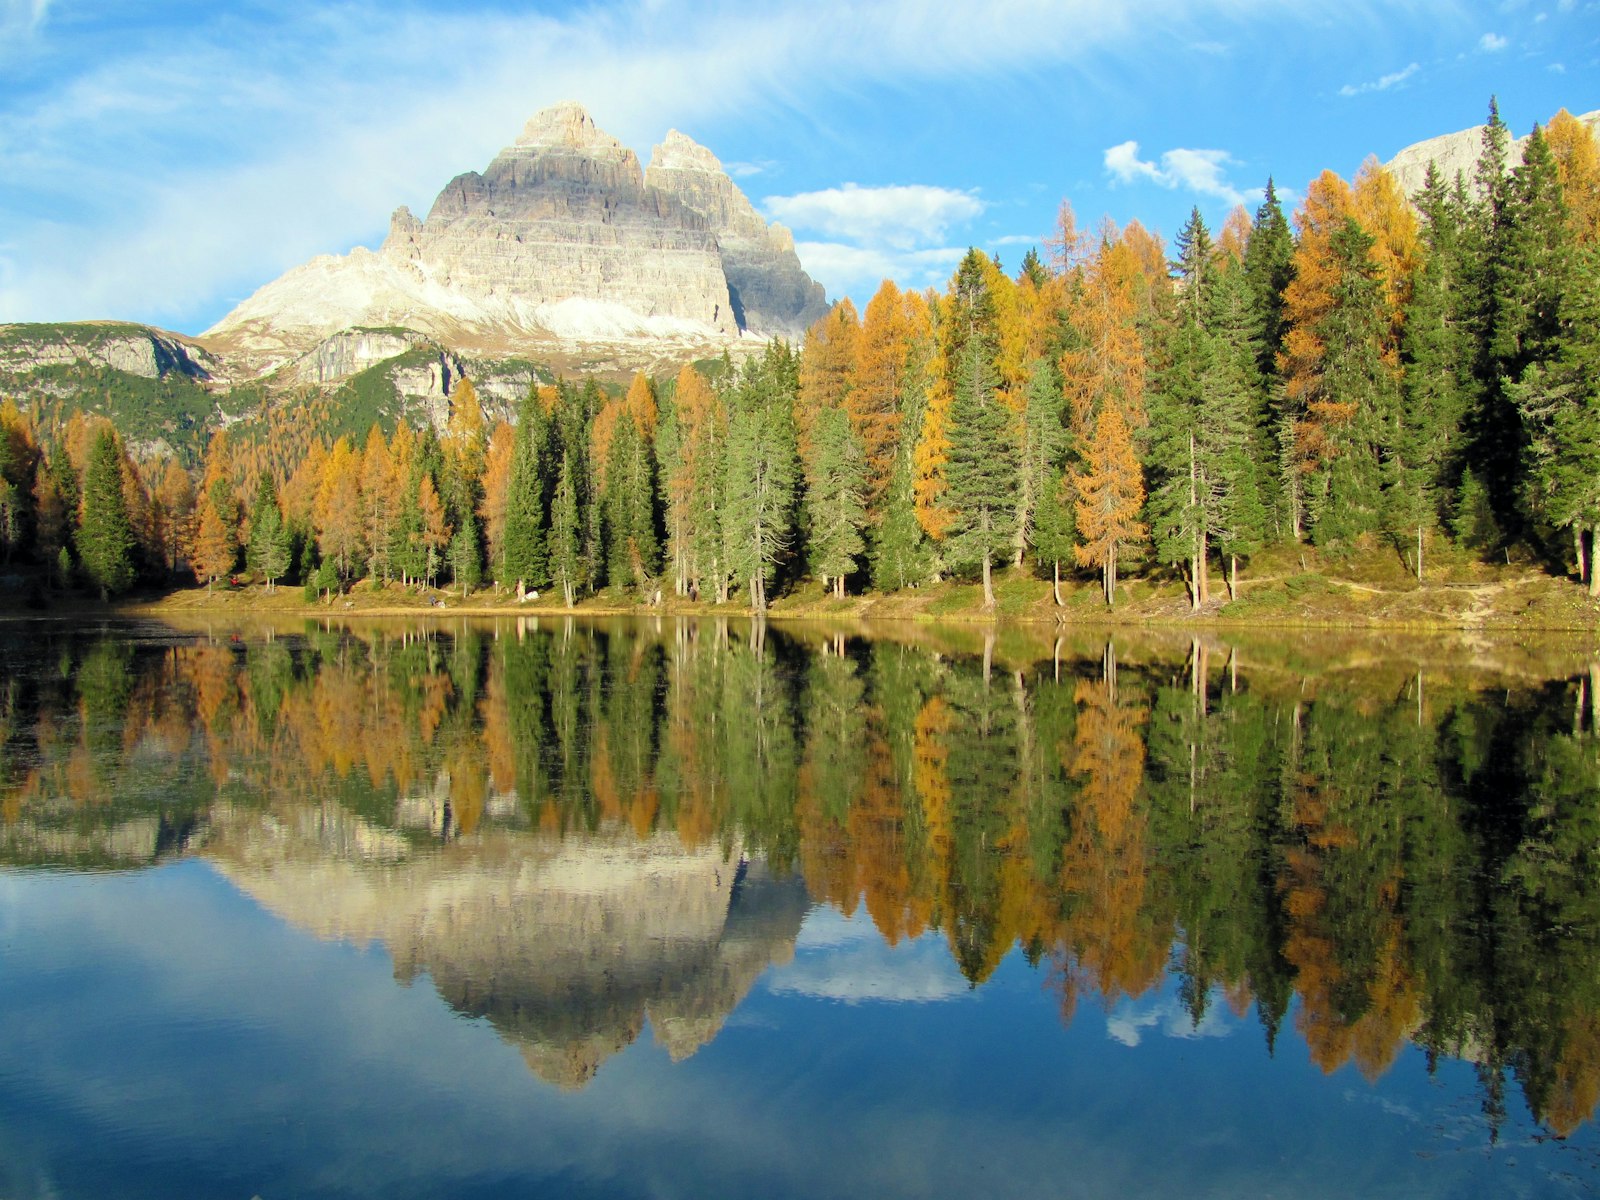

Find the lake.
[{"left": 2, "top": 615, "right": 1600, "bottom": 1198}]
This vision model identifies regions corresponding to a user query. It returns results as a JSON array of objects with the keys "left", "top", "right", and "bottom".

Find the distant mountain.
[
  {"left": 203, "top": 101, "right": 828, "bottom": 378},
  {"left": 1385, "top": 108, "right": 1600, "bottom": 196}
]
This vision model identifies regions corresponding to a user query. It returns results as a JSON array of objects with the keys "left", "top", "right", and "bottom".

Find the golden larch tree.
[
  {"left": 1547, "top": 108, "right": 1600, "bottom": 244},
  {"left": 1073, "top": 402, "right": 1146, "bottom": 606},
  {"left": 797, "top": 298, "right": 861, "bottom": 476}
]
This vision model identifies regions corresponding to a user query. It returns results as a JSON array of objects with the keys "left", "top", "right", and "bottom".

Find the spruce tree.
[
  {"left": 942, "top": 340, "right": 1020, "bottom": 609},
  {"left": 1393, "top": 164, "right": 1474, "bottom": 576},
  {"left": 722, "top": 343, "right": 799, "bottom": 613},
  {"left": 77, "top": 429, "right": 136, "bottom": 599},
  {"left": 550, "top": 451, "right": 582, "bottom": 607},
  {"left": 806, "top": 405, "right": 868, "bottom": 597},
  {"left": 872, "top": 449, "right": 936, "bottom": 592},
  {"left": 246, "top": 474, "right": 291, "bottom": 591},
  {"left": 1017, "top": 357, "right": 1066, "bottom": 570},
  {"left": 1510, "top": 244, "right": 1600, "bottom": 589},
  {"left": 502, "top": 391, "right": 549, "bottom": 589},
  {"left": 449, "top": 510, "right": 483, "bottom": 598},
  {"left": 603, "top": 412, "right": 659, "bottom": 592}
]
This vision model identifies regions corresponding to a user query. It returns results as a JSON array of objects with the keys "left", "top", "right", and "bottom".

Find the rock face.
[
  {"left": 204, "top": 102, "right": 828, "bottom": 374},
  {"left": 1385, "top": 109, "right": 1600, "bottom": 196},
  {"left": 0, "top": 321, "right": 216, "bottom": 382},
  {"left": 645, "top": 130, "right": 829, "bottom": 336}
]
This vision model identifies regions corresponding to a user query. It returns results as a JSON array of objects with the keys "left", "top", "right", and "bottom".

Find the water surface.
[{"left": 2, "top": 617, "right": 1599, "bottom": 1198}]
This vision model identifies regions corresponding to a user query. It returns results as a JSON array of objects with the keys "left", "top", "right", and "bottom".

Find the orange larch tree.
[{"left": 1073, "top": 402, "right": 1146, "bottom": 606}]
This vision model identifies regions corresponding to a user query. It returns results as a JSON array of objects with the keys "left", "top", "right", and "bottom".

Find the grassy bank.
[{"left": 85, "top": 540, "right": 1600, "bottom": 635}]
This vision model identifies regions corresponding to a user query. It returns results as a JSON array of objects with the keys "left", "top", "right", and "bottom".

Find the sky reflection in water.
[{"left": 1, "top": 618, "right": 1599, "bottom": 1198}]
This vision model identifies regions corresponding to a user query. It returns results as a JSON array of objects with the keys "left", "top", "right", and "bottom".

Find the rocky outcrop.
[
  {"left": 0, "top": 321, "right": 217, "bottom": 382},
  {"left": 1385, "top": 109, "right": 1600, "bottom": 196},
  {"left": 204, "top": 103, "right": 827, "bottom": 373}
]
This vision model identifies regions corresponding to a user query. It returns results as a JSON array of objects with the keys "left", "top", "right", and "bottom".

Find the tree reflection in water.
[{"left": 2, "top": 617, "right": 1599, "bottom": 1135}]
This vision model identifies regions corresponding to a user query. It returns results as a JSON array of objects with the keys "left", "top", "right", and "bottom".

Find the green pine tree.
[
  {"left": 550, "top": 450, "right": 582, "bottom": 607},
  {"left": 943, "top": 340, "right": 1021, "bottom": 609},
  {"left": 502, "top": 391, "right": 550, "bottom": 589},
  {"left": 806, "top": 405, "right": 868, "bottom": 596},
  {"left": 722, "top": 343, "right": 799, "bottom": 613},
  {"left": 77, "top": 429, "right": 136, "bottom": 599}
]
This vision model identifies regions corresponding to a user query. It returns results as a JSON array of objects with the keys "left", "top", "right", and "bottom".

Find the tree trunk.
[
  {"left": 1197, "top": 528, "right": 1209, "bottom": 606},
  {"left": 1052, "top": 559, "right": 1062, "bottom": 607},
  {"left": 1228, "top": 554, "right": 1237, "bottom": 601},
  {"left": 1416, "top": 524, "right": 1424, "bottom": 583},
  {"left": 982, "top": 550, "right": 994, "bottom": 610},
  {"left": 834, "top": 575, "right": 845, "bottom": 600},
  {"left": 1588, "top": 527, "right": 1600, "bottom": 597}
]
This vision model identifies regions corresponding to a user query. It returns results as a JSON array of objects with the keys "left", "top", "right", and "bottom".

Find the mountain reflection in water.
[{"left": 3, "top": 615, "right": 1600, "bottom": 1144}]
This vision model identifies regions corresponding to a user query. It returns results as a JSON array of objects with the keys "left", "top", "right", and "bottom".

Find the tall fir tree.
[
  {"left": 723, "top": 343, "right": 800, "bottom": 612},
  {"left": 78, "top": 428, "right": 136, "bottom": 598},
  {"left": 502, "top": 391, "right": 550, "bottom": 589},
  {"left": 807, "top": 405, "right": 868, "bottom": 597}
]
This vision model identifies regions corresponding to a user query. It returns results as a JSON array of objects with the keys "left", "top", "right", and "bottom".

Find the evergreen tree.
[
  {"left": 449, "top": 510, "right": 483, "bottom": 598},
  {"left": 501, "top": 391, "right": 549, "bottom": 589},
  {"left": 872, "top": 448, "right": 937, "bottom": 591},
  {"left": 1243, "top": 178, "right": 1295, "bottom": 378},
  {"left": 550, "top": 450, "right": 582, "bottom": 607},
  {"left": 77, "top": 429, "right": 136, "bottom": 598},
  {"left": 943, "top": 340, "right": 1021, "bottom": 609},
  {"left": 602, "top": 411, "right": 659, "bottom": 592},
  {"left": 246, "top": 473, "right": 291, "bottom": 591},
  {"left": 723, "top": 343, "right": 800, "bottom": 612},
  {"left": 1017, "top": 357, "right": 1066, "bottom": 573},
  {"left": 806, "top": 405, "right": 868, "bottom": 597},
  {"left": 1509, "top": 244, "right": 1600, "bottom": 590},
  {"left": 1393, "top": 164, "right": 1475, "bottom": 577}
]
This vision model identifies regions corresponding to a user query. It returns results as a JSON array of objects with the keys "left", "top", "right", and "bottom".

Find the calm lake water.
[{"left": 3, "top": 615, "right": 1600, "bottom": 1199}]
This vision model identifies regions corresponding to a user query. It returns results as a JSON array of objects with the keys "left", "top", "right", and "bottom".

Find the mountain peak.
[
  {"left": 650, "top": 130, "right": 723, "bottom": 174},
  {"left": 514, "top": 101, "right": 622, "bottom": 152}
]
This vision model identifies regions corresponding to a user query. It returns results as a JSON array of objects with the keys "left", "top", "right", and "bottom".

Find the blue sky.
[{"left": 0, "top": 0, "right": 1594, "bottom": 336}]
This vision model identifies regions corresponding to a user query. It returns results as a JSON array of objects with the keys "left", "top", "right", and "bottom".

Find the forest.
[{"left": 0, "top": 102, "right": 1597, "bottom": 613}]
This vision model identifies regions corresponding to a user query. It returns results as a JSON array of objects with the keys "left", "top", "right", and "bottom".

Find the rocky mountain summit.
[
  {"left": 205, "top": 102, "right": 828, "bottom": 377},
  {"left": 1384, "top": 108, "right": 1600, "bottom": 196}
]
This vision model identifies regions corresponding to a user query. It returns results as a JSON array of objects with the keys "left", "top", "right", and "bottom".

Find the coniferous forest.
[{"left": 2, "top": 103, "right": 1598, "bottom": 614}]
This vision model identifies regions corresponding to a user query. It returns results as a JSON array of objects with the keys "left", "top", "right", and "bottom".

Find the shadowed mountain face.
[{"left": 204, "top": 102, "right": 828, "bottom": 373}]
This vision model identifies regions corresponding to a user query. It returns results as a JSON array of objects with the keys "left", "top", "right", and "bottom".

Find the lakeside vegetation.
[{"left": 0, "top": 103, "right": 1597, "bottom": 625}]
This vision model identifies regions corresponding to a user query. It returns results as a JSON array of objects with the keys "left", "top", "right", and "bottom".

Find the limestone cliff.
[
  {"left": 1385, "top": 109, "right": 1600, "bottom": 196},
  {"left": 644, "top": 130, "right": 829, "bottom": 337},
  {"left": 204, "top": 102, "right": 827, "bottom": 375}
]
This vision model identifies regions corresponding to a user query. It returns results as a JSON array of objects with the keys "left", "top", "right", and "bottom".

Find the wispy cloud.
[
  {"left": 1106, "top": 994, "right": 1239, "bottom": 1048},
  {"left": 1479, "top": 31, "right": 1509, "bottom": 50},
  {"left": 0, "top": 0, "right": 1465, "bottom": 330},
  {"left": 1103, "top": 141, "right": 1250, "bottom": 206},
  {"left": 766, "top": 184, "right": 985, "bottom": 251},
  {"left": 1339, "top": 61, "right": 1421, "bottom": 96}
]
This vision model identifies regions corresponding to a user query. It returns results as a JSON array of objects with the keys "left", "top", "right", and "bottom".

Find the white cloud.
[
  {"left": 793, "top": 241, "right": 965, "bottom": 302},
  {"left": 1106, "top": 993, "right": 1239, "bottom": 1048},
  {"left": 724, "top": 160, "right": 774, "bottom": 179},
  {"left": 772, "top": 909, "right": 974, "bottom": 1003},
  {"left": 1103, "top": 141, "right": 1247, "bottom": 205},
  {"left": 0, "top": 0, "right": 1467, "bottom": 330},
  {"left": 1338, "top": 61, "right": 1421, "bottom": 96},
  {"left": 765, "top": 183, "right": 985, "bottom": 251},
  {"left": 1479, "top": 31, "right": 1509, "bottom": 50}
]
